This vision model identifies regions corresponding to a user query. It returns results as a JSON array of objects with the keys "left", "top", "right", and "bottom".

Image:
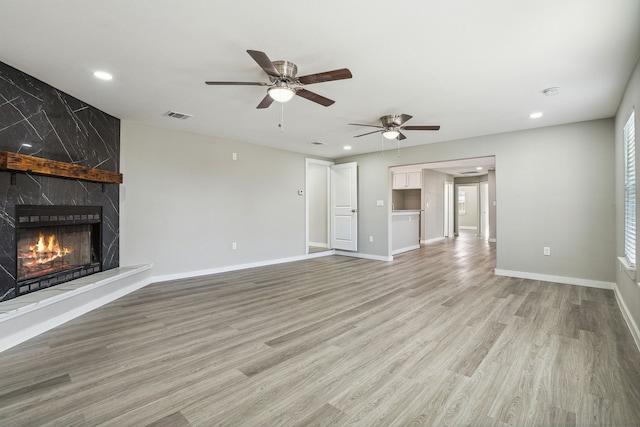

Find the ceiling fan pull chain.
[
  {"left": 380, "top": 133, "right": 385, "bottom": 157},
  {"left": 279, "top": 100, "right": 285, "bottom": 133},
  {"left": 397, "top": 139, "right": 400, "bottom": 157}
]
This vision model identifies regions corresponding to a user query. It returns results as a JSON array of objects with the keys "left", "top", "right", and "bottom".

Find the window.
[
  {"left": 458, "top": 190, "right": 466, "bottom": 215},
  {"left": 624, "top": 110, "right": 636, "bottom": 266}
]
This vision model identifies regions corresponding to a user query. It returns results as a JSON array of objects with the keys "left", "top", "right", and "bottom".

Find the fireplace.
[{"left": 15, "top": 206, "right": 102, "bottom": 296}]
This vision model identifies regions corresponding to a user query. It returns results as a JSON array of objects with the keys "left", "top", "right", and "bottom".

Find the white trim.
[
  {"left": 614, "top": 283, "right": 640, "bottom": 353},
  {"left": 392, "top": 244, "right": 421, "bottom": 255},
  {"left": 334, "top": 250, "right": 393, "bottom": 262},
  {"left": 494, "top": 269, "right": 614, "bottom": 290},
  {"left": 489, "top": 238, "right": 497, "bottom": 243},
  {"left": 0, "top": 265, "right": 153, "bottom": 353},
  {"left": 618, "top": 256, "right": 636, "bottom": 281},
  {"left": 459, "top": 225, "right": 478, "bottom": 230},
  {"left": 153, "top": 252, "right": 334, "bottom": 283},
  {"left": 421, "top": 237, "right": 446, "bottom": 245},
  {"left": 391, "top": 210, "right": 421, "bottom": 216}
]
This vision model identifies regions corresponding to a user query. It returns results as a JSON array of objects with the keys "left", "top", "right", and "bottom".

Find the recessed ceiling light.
[
  {"left": 543, "top": 87, "right": 560, "bottom": 96},
  {"left": 93, "top": 71, "right": 113, "bottom": 81},
  {"left": 529, "top": 112, "right": 543, "bottom": 119},
  {"left": 343, "top": 145, "right": 352, "bottom": 150},
  {"left": 476, "top": 166, "right": 483, "bottom": 170}
]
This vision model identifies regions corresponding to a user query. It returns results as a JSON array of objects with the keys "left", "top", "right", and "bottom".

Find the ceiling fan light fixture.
[
  {"left": 382, "top": 129, "right": 400, "bottom": 140},
  {"left": 268, "top": 85, "right": 295, "bottom": 103}
]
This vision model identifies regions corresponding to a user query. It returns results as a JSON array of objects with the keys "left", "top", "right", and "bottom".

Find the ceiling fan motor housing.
[
  {"left": 271, "top": 60, "right": 298, "bottom": 82},
  {"left": 381, "top": 114, "right": 402, "bottom": 127}
]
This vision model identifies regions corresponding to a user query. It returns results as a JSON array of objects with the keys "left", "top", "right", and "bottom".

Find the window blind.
[{"left": 624, "top": 110, "right": 636, "bottom": 266}]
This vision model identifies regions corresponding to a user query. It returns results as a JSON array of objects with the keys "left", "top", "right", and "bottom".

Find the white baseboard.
[
  {"left": 392, "top": 244, "right": 421, "bottom": 255},
  {"left": 614, "top": 283, "right": 640, "bottom": 353},
  {"left": 153, "top": 252, "right": 334, "bottom": 283},
  {"left": 0, "top": 265, "right": 153, "bottom": 353},
  {"left": 489, "top": 238, "right": 497, "bottom": 243},
  {"left": 459, "top": 226, "right": 478, "bottom": 230},
  {"left": 334, "top": 250, "right": 393, "bottom": 262},
  {"left": 494, "top": 269, "right": 615, "bottom": 290},
  {"left": 421, "top": 237, "right": 445, "bottom": 245}
]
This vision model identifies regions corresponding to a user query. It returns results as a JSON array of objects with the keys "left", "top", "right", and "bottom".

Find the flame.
[{"left": 27, "top": 232, "right": 72, "bottom": 265}]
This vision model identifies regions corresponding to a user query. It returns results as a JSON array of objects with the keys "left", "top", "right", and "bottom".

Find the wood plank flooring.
[{"left": 1, "top": 231, "right": 639, "bottom": 426}]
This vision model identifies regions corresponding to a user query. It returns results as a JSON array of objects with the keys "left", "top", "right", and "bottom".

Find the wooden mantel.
[{"left": 0, "top": 152, "right": 123, "bottom": 184}]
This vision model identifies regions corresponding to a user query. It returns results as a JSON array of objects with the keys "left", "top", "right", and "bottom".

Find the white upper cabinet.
[{"left": 392, "top": 171, "right": 422, "bottom": 189}]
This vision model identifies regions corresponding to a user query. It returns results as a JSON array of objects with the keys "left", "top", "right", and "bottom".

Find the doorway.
[
  {"left": 306, "top": 159, "right": 359, "bottom": 254},
  {"left": 456, "top": 183, "right": 479, "bottom": 234},
  {"left": 306, "top": 159, "right": 332, "bottom": 254}
]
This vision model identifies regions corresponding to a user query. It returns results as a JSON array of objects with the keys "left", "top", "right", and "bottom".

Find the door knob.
[{"left": 351, "top": 209, "right": 357, "bottom": 213}]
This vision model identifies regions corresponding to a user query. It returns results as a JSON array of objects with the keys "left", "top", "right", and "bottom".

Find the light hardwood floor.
[{"left": 1, "top": 232, "right": 639, "bottom": 426}]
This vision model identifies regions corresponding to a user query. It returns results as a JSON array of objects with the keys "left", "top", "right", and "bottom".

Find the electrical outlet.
[
  {"left": 369, "top": 235, "right": 374, "bottom": 242},
  {"left": 232, "top": 152, "right": 237, "bottom": 161},
  {"left": 543, "top": 246, "right": 551, "bottom": 256},
  {"left": 232, "top": 242, "right": 237, "bottom": 250}
]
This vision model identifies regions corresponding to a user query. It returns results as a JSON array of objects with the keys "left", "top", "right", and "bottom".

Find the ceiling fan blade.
[
  {"left": 403, "top": 125, "right": 441, "bottom": 131},
  {"left": 205, "top": 81, "right": 269, "bottom": 86},
  {"left": 295, "top": 88, "right": 335, "bottom": 106},
  {"left": 353, "top": 129, "right": 384, "bottom": 138},
  {"left": 398, "top": 132, "right": 407, "bottom": 140},
  {"left": 256, "top": 94, "right": 275, "bottom": 109},
  {"left": 348, "top": 123, "right": 384, "bottom": 129},
  {"left": 246, "top": 50, "right": 281, "bottom": 78},
  {"left": 394, "top": 114, "right": 413, "bottom": 126},
  {"left": 297, "top": 68, "right": 353, "bottom": 85}
]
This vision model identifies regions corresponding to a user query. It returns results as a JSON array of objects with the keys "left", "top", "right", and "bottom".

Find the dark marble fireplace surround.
[{"left": 0, "top": 61, "right": 120, "bottom": 302}]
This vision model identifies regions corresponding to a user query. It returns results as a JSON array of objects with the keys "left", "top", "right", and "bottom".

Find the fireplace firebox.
[{"left": 15, "top": 205, "right": 102, "bottom": 296}]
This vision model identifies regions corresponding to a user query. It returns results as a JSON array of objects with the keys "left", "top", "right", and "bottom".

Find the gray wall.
[
  {"left": 340, "top": 119, "right": 615, "bottom": 284},
  {"left": 120, "top": 121, "right": 306, "bottom": 278},
  {"left": 422, "top": 170, "right": 453, "bottom": 241},
  {"left": 615, "top": 57, "right": 640, "bottom": 341}
]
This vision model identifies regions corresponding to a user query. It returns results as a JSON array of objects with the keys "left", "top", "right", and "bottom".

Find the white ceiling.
[{"left": 1, "top": 1, "right": 639, "bottom": 160}]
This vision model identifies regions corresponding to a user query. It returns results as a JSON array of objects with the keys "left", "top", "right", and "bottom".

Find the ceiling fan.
[
  {"left": 349, "top": 114, "right": 440, "bottom": 140},
  {"left": 205, "top": 50, "right": 352, "bottom": 109}
]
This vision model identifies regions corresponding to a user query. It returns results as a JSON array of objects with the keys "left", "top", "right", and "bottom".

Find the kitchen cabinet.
[{"left": 392, "top": 171, "right": 421, "bottom": 189}]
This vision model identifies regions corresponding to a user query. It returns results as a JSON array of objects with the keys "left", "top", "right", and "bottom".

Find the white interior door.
[{"left": 331, "top": 162, "right": 358, "bottom": 251}]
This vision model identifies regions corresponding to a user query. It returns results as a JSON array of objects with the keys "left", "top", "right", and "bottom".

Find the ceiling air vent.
[
  {"left": 311, "top": 141, "right": 327, "bottom": 146},
  {"left": 163, "top": 111, "right": 193, "bottom": 120}
]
